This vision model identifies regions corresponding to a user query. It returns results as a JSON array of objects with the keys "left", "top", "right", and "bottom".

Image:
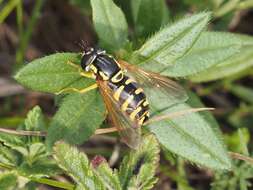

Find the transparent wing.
[
  {"left": 97, "top": 80, "right": 141, "bottom": 149},
  {"left": 119, "top": 60, "right": 188, "bottom": 113}
]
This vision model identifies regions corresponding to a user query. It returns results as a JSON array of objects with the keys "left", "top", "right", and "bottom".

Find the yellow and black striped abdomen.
[{"left": 108, "top": 75, "right": 149, "bottom": 126}]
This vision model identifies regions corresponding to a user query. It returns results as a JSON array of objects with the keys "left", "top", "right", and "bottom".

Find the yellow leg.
[
  {"left": 55, "top": 83, "right": 98, "bottom": 95},
  {"left": 66, "top": 60, "right": 95, "bottom": 79}
]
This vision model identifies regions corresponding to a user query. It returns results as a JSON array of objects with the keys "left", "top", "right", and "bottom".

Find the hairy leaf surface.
[
  {"left": 147, "top": 92, "right": 231, "bottom": 170},
  {"left": 46, "top": 90, "right": 105, "bottom": 147},
  {"left": 54, "top": 142, "right": 105, "bottom": 190},
  {"left": 163, "top": 32, "right": 241, "bottom": 77},
  {"left": 91, "top": 0, "right": 128, "bottom": 51},
  {"left": 119, "top": 134, "right": 160, "bottom": 189},
  {"left": 15, "top": 53, "right": 94, "bottom": 93},
  {"left": 190, "top": 34, "right": 253, "bottom": 82},
  {"left": 133, "top": 12, "right": 210, "bottom": 72},
  {"left": 131, "top": 0, "right": 169, "bottom": 38}
]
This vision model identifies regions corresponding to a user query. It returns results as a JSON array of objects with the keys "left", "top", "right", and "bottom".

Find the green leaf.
[
  {"left": 53, "top": 142, "right": 105, "bottom": 190},
  {"left": 147, "top": 92, "right": 231, "bottom": 170},
  {"left": 18, "top": 159, "right": 61, "bottom": 178},
  {"left": 132, "top": 12, "right": 210, "bottom": 73},
  {"left": 69, "top": 0, "right": 91, "bottom": 15},
  {"left": 46, "top": 90, "right": 105, "bottom": 147},
  {"left": 24, "top": 106, "right": 45, "bottom": 132},
  {"left": 190, "top": 34, "right": 253, "bottom": 82},
  {"left": 0, "top": 172, "right": 17, "bottom": 190},
  {"left": 0, "top": 106, "right": 47, "bottom": 159},
  {"left": 0, "top": 145, "right": 20, "bottom": 167},
  {"left": 0, "top": 132, "right": 25, "bottom": 151},
  {"left": 21, "top": 182, "right": 38, "bottom": 190},
  {"left": 22, "top": 106, "right": 45, "bottom": 144},
  {"left": 23, "top": 143, "right": 47, "bottom": 165},
  {"left": 14, "top": 53, "right": 94, "bottom": 93},
  {"left": 91, "top": 0, "right": 128, "bottom": 51},
  {"left": 162, "top": 32, "right": 241, "bottom": 77},
  {"left": 131, "top": 0, "right": 169, "bottom": 38},
  {"left": 91, "top": 156, "right": 121, "bottom": 190},
  {"left": 226, "top": 84, "right": 253, "bottom": 104},
  {"left": 119, "top": 134, "right": 160, "bottom": 189}
]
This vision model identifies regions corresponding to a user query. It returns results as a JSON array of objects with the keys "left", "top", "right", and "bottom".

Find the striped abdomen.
[{"left": 108, "top": 75, "right": 149, "bottom": 126}]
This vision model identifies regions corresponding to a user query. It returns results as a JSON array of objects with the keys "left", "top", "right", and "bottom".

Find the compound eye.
[{"left": 81, "top": 54, "right": 95, "bottom": 71}]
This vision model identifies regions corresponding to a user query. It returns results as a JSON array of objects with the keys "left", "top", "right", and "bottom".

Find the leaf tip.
[{"left": 13, "top": 72, "right": 21, "bottom": 83}]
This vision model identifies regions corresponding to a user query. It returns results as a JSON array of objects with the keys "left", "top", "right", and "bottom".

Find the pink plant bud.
[{"left": 91, "top": 155, "right": 107, "bottom": 168}]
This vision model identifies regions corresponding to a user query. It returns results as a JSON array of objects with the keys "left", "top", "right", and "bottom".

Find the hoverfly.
[{"left": 79, "top": 47, "right": 189, "bottom": 149}]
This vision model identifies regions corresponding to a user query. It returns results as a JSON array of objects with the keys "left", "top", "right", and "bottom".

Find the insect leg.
[
  {"left": 55, "top": 83, "right": 98, "bottom": 95},
  {"left": 66, "top": 60, "right": 95, "bottom": 79}
]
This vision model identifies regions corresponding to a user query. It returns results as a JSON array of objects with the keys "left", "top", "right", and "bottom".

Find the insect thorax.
[
  {"left": 81, "top": 50, "right": 149, "bottom": 126},
  {"left": 95, "top": 55, "right": 124, "bottom": 81}
]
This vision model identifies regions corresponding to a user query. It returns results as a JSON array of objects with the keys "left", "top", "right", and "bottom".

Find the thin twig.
[
  {"left": 94, "top": 127, "right": 118, "bottom": 135},
  {"left": 229, "top": 152, "right": 253, "bottom": 165},
  {"left": 144, "top": 107, "right": 215, "bottom": 125},
  {"left": 109, "top": 143, "right": 120, "bottom": 167},
  {"left": 0, "top": 127, "right": 47, "bottom": 136},
  {"left": 0, "top": 108, "right": 214, "bottom": 137}
]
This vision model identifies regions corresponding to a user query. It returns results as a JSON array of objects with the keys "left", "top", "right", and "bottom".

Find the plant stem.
[
  {"left": 0, "top": 127, "right": 47, "bottom": 136},
  {"left": 30, "top": 177, "right": 74, "bottom": 190},
  {"left": 16, "top": 0, "right": 23, "bottom": 37},
  {"left": 214, "top": 0, "right": 240, "bottom": 18},
  {"left": 0, "top": 0, "right": 20, "bottom": 23},
  {"left": 15, "top": 0, "right": 44, "bottom": 68},
  {"left": 229, "top": 152, "right": 253, "bottom": 164},
  {"left": 0, "top": 162, "right": 75, "bottom": 189}
]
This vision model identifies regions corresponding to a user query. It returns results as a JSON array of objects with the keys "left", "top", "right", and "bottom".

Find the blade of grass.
[
  {"left": 0, "top": 0, "right": 20, "bottom": 23},
  {"left": 16, "top": 0, "right": 23, "bottom": 37},
  {"left": 15, "top": 0, "right": 44, "bottom": 69}
]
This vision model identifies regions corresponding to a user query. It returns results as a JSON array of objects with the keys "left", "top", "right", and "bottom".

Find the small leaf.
[
  {"left": 24, "top": 106, "right": 45, "bottom": 131},
  {"left": 131, "top": 0, "right": 169, "bottom": 38},
  {"left": 0, "top": 145, "right": 20, "bottom": 167},
  {"left": 91, "top": 155, "right": 122, "bottom": 190},
  {"left": 24, "top": 143, "right": 47, "bottom": 165},
  {"left": 132, "top": 12, "right": 210, "bottom": 73},
  {"left": 0, "top": 172, "right": 17, "bottom": 190},
  {"left": 0, "top": 106, "right": 46, "bottom": 157},
  {"left": 46, "top": 90, "right": 105, "bottom": 147},
  {"left": 91, "top": 0, "right": 128, "bottom": 51},
  {"left": 0, "top": 133, "right": 25, "bottom": 150},
  {"left": 190, "top": 34, "right": 253, "bottom": 82},
  {"left": 53, "top": 142, "right": 105, "bottom": 190},
  {"left": 22, "top": 106, "right": 45, "bottom": 144},
  {"left": 162, "top": 32, "right": 241, "bottom": 77},
  {"left": 18, "top": 159, "right": 61, "bottom": 178},
  {"left": 14, "top": 53, "right": 94, "bottom": 93},
  {"left": 119, "top": 134, "right": 160, "bottom": 189},
  {"left": 147, "top": 92, "right": 231, "bottom": 170}
]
